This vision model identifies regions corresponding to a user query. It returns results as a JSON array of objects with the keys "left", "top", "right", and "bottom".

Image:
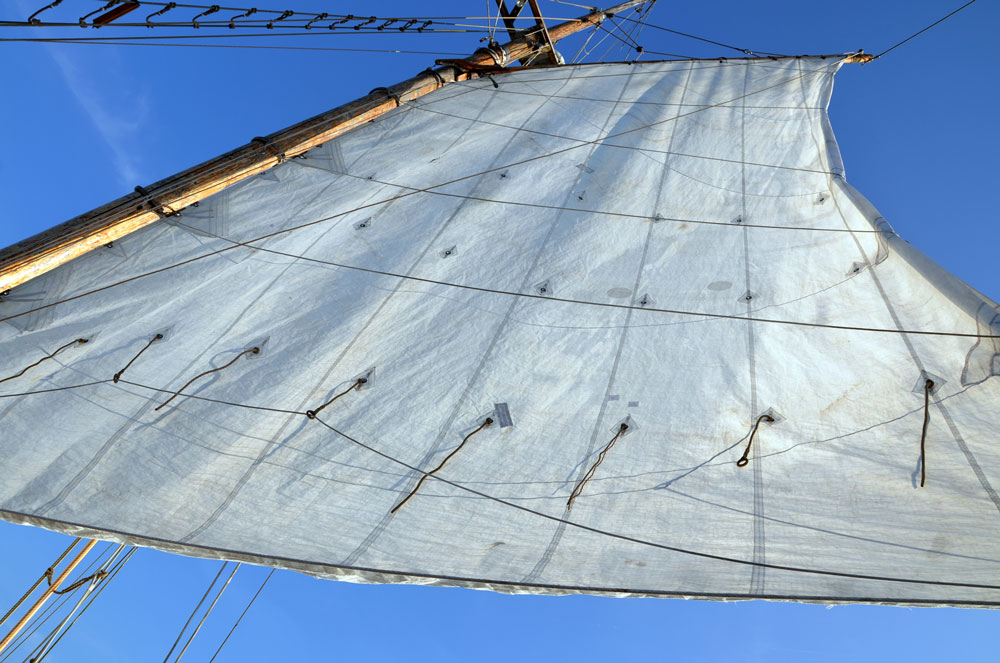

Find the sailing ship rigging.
[{"left": 0, "top": 0, "right": 995, "bottom": 658}]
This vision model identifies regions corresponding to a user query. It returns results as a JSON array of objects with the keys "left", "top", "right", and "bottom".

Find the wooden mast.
[{"left": 0, "top": 0, "right": 651, "bottom": 293}]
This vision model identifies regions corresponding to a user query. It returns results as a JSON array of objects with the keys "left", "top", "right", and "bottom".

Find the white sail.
[{"left": 1, "top": 56, "right": 998, "bottom": 607}]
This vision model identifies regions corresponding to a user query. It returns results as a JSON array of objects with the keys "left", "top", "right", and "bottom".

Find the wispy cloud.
[{"left": 44, "top": 46, "right": 152, "bottom": 188}]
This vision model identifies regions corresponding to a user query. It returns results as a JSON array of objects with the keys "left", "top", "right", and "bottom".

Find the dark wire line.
[
  {"left": 29, "top": 544, "right": 127, "bottom": 662},
  {"left": 302, "top": 161, "right": 870, "bottom": 231},
  {"left": 36, "top": 548, "right": 137, "bottom": 660},
  {"left": 161, "top": 561, "right": 228, "bottom": 663},
  {"left": 173, "top": 562, "right": 240, "bottom": 662},
  {"left": 309, "top": 415, "right": 1000, "bottom": 592},
  {"left": 0, "top": 62, "right": 869, "bottom": 333},
  {"left": 0, "top": 380, "right": 112, "bottom": 398},
  {"left": 0, "top": 22, "right": 486, "bottom": 33},
  {"left": 593, "top": 16, "right": 636, "bottom": 62},
  {"left": 0, "top": 537, "right": 80, "bottom": 629},
  {"left": 0, "top": 542, "right": 115, "bottom": 663},
  {"left": 172, "top": 216, "right": 993, "bottom": 339},
  {"left": 874, "top": 0, "right": 979, "bottom": 59},
  {"left": 0, "top": 37, "right": 467, "bottom": 55},
  {"left": 206, "top": 568, "right": 274, "bottom": 663},
  {"left": 0, "top": 371, "right": 996, "bottom": 593},
  {"left": 0, "top": 56, "right": 813, "bottom": 295},
  {"left": 0, "top": 338, "right": 87, "bottom": 385},
  {"left": 616, "top": 13, "right": 785, "bottom": 56},
  {"left": 407, "top": 99, "right": 844, "bottom": 178},
  {"left": 68, "top": 0, "right": 571, "bottom": 22}
]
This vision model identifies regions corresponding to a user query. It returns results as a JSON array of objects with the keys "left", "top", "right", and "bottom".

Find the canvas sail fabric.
[{"left": 1, "top": 56, "right": 999, "bottom": 606}]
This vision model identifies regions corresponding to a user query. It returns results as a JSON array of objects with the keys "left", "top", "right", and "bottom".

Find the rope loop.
[
  {"left": 736, "top": 414, "right": 774, "bottom": 468},
  {"left": 52, "top": 570, "right": 107, "bottom": 595}
]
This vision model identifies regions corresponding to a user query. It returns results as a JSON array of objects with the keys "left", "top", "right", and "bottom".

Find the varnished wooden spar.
[{"left": 0, "top": 0, "right": 651, "bottom": 293}]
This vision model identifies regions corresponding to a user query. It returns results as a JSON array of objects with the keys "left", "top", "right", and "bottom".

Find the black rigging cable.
[
  {"left": 171, "top": 562, "right": 240, "bottom": 662},
  {"left": 0, "top": 60, "right": 990, "bottom": 340},
  {"left": 32, "top": 547, "right": 137, "bottom": 661},
  {"left": 0, "top": 542, "right": 117, "bottom": 663},
  {"left": 616, "top": 13, "right": 785, "bottom": 56},
  {"left": 874, "top": 0, "right": 979, "bottom": 59},
  {"left": 1, "top": 377, "right": 998, "bottom": 597},
  {"left": 206, "top": 568, "right": 274, "bottom": 663},
  {"left": 0, "top": 36, "right": 467, "bottom": 55},
  {"left": 161, "top": 561, "right": 229, "bottom": 663},
  {"left": 307, "top": 413, "right": 1000, "bottom": 593}
]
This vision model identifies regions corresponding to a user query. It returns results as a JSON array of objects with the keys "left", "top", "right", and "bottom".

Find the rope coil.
[
  {"left": 567, "top": 422, "right": 628, "bottom": 510},
  {"left": 391, "top": 417, "right": 494, "bottom": 514},
  {"left": 736, "top": 414, "right": 774, "bottom": 468},
  {"left": 155, "top": 346, "right": 259, "bottom": 411}
]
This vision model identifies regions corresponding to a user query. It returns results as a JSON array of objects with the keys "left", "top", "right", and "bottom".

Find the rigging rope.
[
  {"left": 206, "top": 568, "right": 273, "bottom": 663},
  {"left": 172, "top": 562, "right": 240, "bottom": 662},
  {"left": 736, "top": 413, "right": 774, "bottom": 468},
  {"left": 12, "top": 1, "right": 576, "bottom": 32},
  {"left": 308, "top": 414, "right": 1000, "bottom": 594},
  {"left": 0, "top": 541, "right": 113, "bottom": 662},
  {"left": 161, "top": 561, "right": 229, "bottom": 663},
  {"left": 920, "top": 379, "right": 934, "bottom": 487},
  {"left": 874, "top": 0, "right": 979, "bottom": 59},
  {"left": 0, "top": 338, "right": 88, "bottom": 385},
  {"left": 29, "top": 547, "right": 137, "bottom": 662},
  {"left": 615, "top": 13, "right": 785, "bottom": 57},
  {"left": 0, "top": 538, "right": 80, "bottom": 630},
  {"left": 114, "top": 333, "right": 163, "bottom": 383},
  {"left": 567, "top": 421, "right": 628, "bottom": 509},
  {"left": 305, "top": 377, "right": 367, "bottom": 419},
  {"left": 154, "top": 346, "right": 259, "bottom": 411},
  {"left": 391, "top": 417, "right": 494, "bottom": 514},
  {"left": 0, "top": 36, "right": 468, "bottom": 55},
  {"left": 27, "top": 544, "right": 126, "bottom": 662}
]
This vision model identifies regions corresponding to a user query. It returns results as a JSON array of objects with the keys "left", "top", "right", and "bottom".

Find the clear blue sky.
[{"left": 1, "top": 0, "right": 997, "bottom": 660}]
